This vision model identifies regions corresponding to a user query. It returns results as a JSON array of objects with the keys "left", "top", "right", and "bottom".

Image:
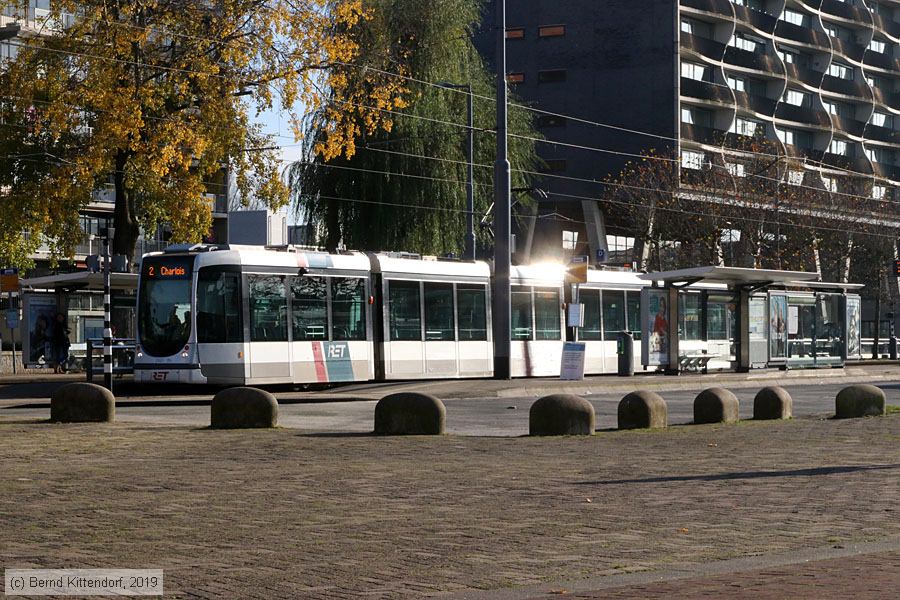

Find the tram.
[{"left": 134, "top": 244, "right": 646, "bottom": 385}]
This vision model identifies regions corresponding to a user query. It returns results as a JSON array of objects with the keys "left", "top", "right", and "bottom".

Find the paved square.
[{"left": 1, "top": 414, "right": 898, "bottom": 598}]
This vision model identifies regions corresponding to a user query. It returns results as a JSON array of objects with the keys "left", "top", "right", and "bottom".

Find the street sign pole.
[
  {"left": 1, "top": 268, "right": 19, "bottom": 374},
  {"left": 103, "top": 231, "right": 113, "bottom": 392},
  {"left": 8, "top": 292, "right": 15, "bottom": 375}
]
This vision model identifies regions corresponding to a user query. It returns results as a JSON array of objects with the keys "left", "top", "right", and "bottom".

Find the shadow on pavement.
[{"left": 575, "top": 463, "right": 900, "bottom": 486}]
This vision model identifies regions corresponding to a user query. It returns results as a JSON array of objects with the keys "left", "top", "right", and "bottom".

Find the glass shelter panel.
[{"left": 679, "top": 293, "right": 702, "bottom": 341}]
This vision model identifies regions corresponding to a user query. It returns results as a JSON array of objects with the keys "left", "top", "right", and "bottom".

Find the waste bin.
[{"left": 617, "top": 331, "right": 634, "bottom": 377}]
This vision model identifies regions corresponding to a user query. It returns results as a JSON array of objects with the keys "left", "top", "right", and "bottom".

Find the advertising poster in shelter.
[
  {"left": 642, "top": 288, "right": 669, "bottom": 367},
  {"left": 22, "top": 295, "right": 60, "bottom": 367},
  {"left": 769, "top": 294, "right": 788, "bottom": 359},
  {"left": 845, "top": 296, "right": 861, "bottom": 359}
]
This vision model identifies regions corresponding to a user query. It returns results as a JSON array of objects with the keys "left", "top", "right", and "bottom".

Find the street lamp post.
[
  {"left": 438, "top": 82, "right": 476, "bottom": 260},
  {"left": 493, "top": 0, "right": 512, "bottom": 379},
  {"left": 103, "top": 227, "right": 115, "bottom": 393}
]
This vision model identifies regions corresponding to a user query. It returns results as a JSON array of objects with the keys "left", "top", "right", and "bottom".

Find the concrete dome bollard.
[
  {"left": 618, "top": 391, "right": 667, "bottom": 430},
  {"left": 835, "top": 385, "right": 885, "bottom": 419},
  {"left": 374, "top": 392, "right": 446, "bottom": 435},
  {"left": 529, "top": 394, "right": 595, "bottom": 436},
  {"left": 694, "top": 387, "right": 740, "bottom": 424},
  {"left": 50, "top": 382, "right": 115, "bottom": 423},
  {"left": 753, "top": 386, "right": 793, "bottom": 420},
  {"left": 211, "top": 387, "right": 278, "bottom": 429}
]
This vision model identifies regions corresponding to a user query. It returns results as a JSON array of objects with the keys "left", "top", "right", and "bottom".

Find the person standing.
[{"left": 52, "top": 312, "right": 71, "bottom": 374}]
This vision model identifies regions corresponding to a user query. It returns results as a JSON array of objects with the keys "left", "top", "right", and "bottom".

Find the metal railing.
[{"left": 85, "top": 338, "right": 135, "bottom": 381}]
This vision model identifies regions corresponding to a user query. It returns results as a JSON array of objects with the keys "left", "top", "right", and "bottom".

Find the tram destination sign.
[{"left": 142, "top": 258, "right": 192, "bottom": 280}]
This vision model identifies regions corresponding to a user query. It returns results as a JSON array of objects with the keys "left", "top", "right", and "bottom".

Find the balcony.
[
  {"left": 829, "top": 36, "right": 865, "bottom": 62},
  {"left": 829, "top": 114, "right": 867, "bottom": 137},
  {"left": 775, "top": 103, "right": 831, "bottom": 127},
  {"left": 889, "top": 92, "right": 900, "bottom": 111},
  {"left": 774, "top": 21, "right": 831, "bottom": 50},
  {"left": 871, "top": 13, "right": 900, "bottom": 40},
  {"left": 821, "top": 75, "right": 872, "bottom": 99},
  {"left": 783, "top": 62, "right": 825, "bottom": 87},
  {"left": 819, "top": 152, "right": 873, "bottom": 174},
  {"left": 680, "top": 77, "right": 734, "bottom": 103},
  {"left": 864, "top": 50, "right": 900, "bottom": 72},
  {"left": 732, "top": 4, "right": 777, "bottom": 33},
  {"left": 724, "top": 46, "right": 784, "bottom": 74},
  {"left": 864, "top": 124, "right": 900, "bottom": 143},
  {"left": 680, "top": 32, "right": 727, "bottom": 59},
  {"left": 820, "top": 0, "right": 871, "bottom": 22},
  {"left": 872, "top": 162, "right": 900, "bottom": 181},
  {"left": 680, "top": 0, "right": 733, "bottom": 18},
  {"left": 733, "top": 90, "right": 777, "bottom": 115},
  {"left": 681, "top": 123, "right": 726, "bottom": 145}
]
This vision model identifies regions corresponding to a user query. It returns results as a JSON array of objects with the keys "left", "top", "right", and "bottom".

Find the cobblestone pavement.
[{"left": 1, "top": 414, "right": 898, "bottom": 598}]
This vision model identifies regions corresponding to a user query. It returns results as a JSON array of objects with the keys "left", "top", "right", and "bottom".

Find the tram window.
[
  {"left": 535, "top": 288, "right": 561, "bottom": 341},
  {"left": 332, "top": 277, "right": 367, "bottom": 341},
  {"left": 249, "top": 276, "right": 288, "bottom": 342},
  {"left": 511, "top": 285, "right": 533, "bottom": 340},
  {"left": 626, "top": 292, "right": 641, "bottom": 341},
  {"left": 389, "top": 280, "right": 422, "bottom": 341},
  {"left": 424, "top": 282, "right": 455, "bottom": 341},
  {"left": 197, "top": 269, "right": 242, "bottom": 343},
  {"left": 679, "top": 293, "right": 702, "bottom": 341},
  {"left": 602, "top": 290, "right": 625, "bottom": 340},
  {"left": 579, "top": 289, "right": 601, "bottom": 341},
  {"left": 291, "top": 276, "right": 327, "bottom": 340},
  {"left": 457, "top": 284, "right": 487, "bottom": 341}
]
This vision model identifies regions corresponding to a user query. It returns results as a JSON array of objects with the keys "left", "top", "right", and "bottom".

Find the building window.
[
  {"left": 536, "top": 114, "right": 567, "bottom": 128},
  {"left": 822, "top": 176, "right": 837, "bottom": 192},
  {"left": 681, "top": 107, "right": 694, "bottom": 124},
  {"left": 545, "top": 159, "right": 567, "bottom": 172},
  {"left": 681, "top": 19, "right": 693, "bottom": 34},
  {"left": 869, "top": 38, "right": 887, "bottom": 53},
  {"left": 873, "top": 185, "right": 887, "bottom": 199},
  {"left": 726, "top": 162, "right": 746, "bottom": 177},
  {"left": 682, "top": 150, "right": 704, "bottom": 170},
  {"left": 507, "top": 72, "right": 524, "bottom": 84},
  {"left": 506, "top": 27, "right": 525, "bottom": 39},
  {"left": 828, "top": 62, "right": 851, "bottom": 79},
  {"left": 727, "top": 75, "right": 746, "bottom": 91},
  {"left": 823, "top": 100, "right": 837, "bottom": 115},
  {"left": 778, "top": 48, "right": 797, "bottom": 64},
  {"left": 729, "top": 33, "right": 764, "bottom": 53},
  {"left": 780, "top": 9, "right": 806, "bottom": 27},
  {"left": 538, "top": 25, "right": 565, "bottom": 37},
  {"left": 681, "top": 61, "right": 708, "bottom": 81},
  {"left": 776, "top": 127, "right": 795, "bottom": 145},
  {"left": 538, "top": 69, "right": 567, "bottom": 83},
  {"left": 872, "top": 111, "right": 892, "bottom": 128},
  {"left": 828, "top": 139, "right": 848, "bottom": 155},
  {"left": 730, "top": 117, "right": 761, "bottom": 136},
  {"left": 562, "top": 230, "right": 579, "bottom": 250},
  {"left": 788, "top": 170, "right": 804, "bottom": 185},
  {"left": 783, "top": 89, "right": 807, "bottom": 106}
]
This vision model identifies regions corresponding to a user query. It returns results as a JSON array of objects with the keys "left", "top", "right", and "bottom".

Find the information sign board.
[
  {"left": 0, "top": 267, "right": 18, "bottom": 293},
  {"left": 560, "top": 342, "right": 586, "bottom": 381}
]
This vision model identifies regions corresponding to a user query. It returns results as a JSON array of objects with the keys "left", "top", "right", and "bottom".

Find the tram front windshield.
[{"left": 138, "top": 257, "right": 194, "bottom": 357}]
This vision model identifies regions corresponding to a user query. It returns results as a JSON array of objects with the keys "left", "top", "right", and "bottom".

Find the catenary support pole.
[
  {"left": 103, "top": 233, "right": 113, "bottom": 392},
  {"left": 465, "top": 83, "right": 475, "bottom": 261},
  {"left": 493, "top": 0, "right": 512, "bottom": 380}
]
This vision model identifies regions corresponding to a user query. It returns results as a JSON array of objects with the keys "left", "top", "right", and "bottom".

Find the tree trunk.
[
  {"left": 840, "top": 234, "right": 853, "bottom": 284},
  {"left": 324, "top": 201, "right": 342, "bottom": 252},
  {"left": 112, "top": 152, "right": 140, "bottom": 264}
]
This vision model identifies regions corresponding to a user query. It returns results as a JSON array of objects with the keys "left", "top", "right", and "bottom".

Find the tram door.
[
  {"left": 195, "top": 268, "right": 246, "bottom": 384},
  {"left": 246, "top": 275, "right": 292, "bottom": 381}
]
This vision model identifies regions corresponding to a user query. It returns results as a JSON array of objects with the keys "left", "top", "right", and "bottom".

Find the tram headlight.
[
  {"left": 135, "top": 344, "right": 143, "bottom": 358},
  {"left": 181, "top": 344, "right": 190, "bottom": 358}
]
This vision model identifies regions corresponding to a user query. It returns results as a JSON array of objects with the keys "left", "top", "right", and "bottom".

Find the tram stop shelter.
[
  {"left": 637, "top": 266, "right": 864, "bottom": 375},
  {"left": 18, "top": 271, "right": 138, "bottom": 368}
]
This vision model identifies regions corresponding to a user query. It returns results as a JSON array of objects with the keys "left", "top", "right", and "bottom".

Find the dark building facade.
[{"left": 478, "top": 0, "right": 900, "bottom": 275}]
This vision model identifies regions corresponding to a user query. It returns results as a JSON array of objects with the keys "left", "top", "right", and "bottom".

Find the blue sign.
[
  {"left": 596, "top": 248, "right": 608, "bottom": 264},
  {"left": 6, "top": 309, "right": 19, "bottom": 329}
]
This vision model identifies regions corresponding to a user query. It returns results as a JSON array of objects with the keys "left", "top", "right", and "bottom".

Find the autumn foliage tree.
[{"left": 0, "top": 0, "right": 407, "bottom": 267}]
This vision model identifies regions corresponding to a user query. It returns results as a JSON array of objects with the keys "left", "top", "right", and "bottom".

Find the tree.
[
  {"left": 289, "top": 0, "right": 539, "bottom": 255},
  {"left": 0, "top": 0, "right": 406, "bottom": 266}
]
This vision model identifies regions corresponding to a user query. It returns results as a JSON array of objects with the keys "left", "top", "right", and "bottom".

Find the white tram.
[{"left": 134, "top": 244, "right": 657, "bottom": 385}]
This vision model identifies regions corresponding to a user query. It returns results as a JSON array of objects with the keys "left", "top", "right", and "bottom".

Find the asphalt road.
[{"left": 2, "top": 381, "right": 898, "bottom": 436}]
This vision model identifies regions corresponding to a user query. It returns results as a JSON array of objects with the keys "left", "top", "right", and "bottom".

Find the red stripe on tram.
[{"left": 311, "top": 342, "right": 328, "bottom": 382}]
